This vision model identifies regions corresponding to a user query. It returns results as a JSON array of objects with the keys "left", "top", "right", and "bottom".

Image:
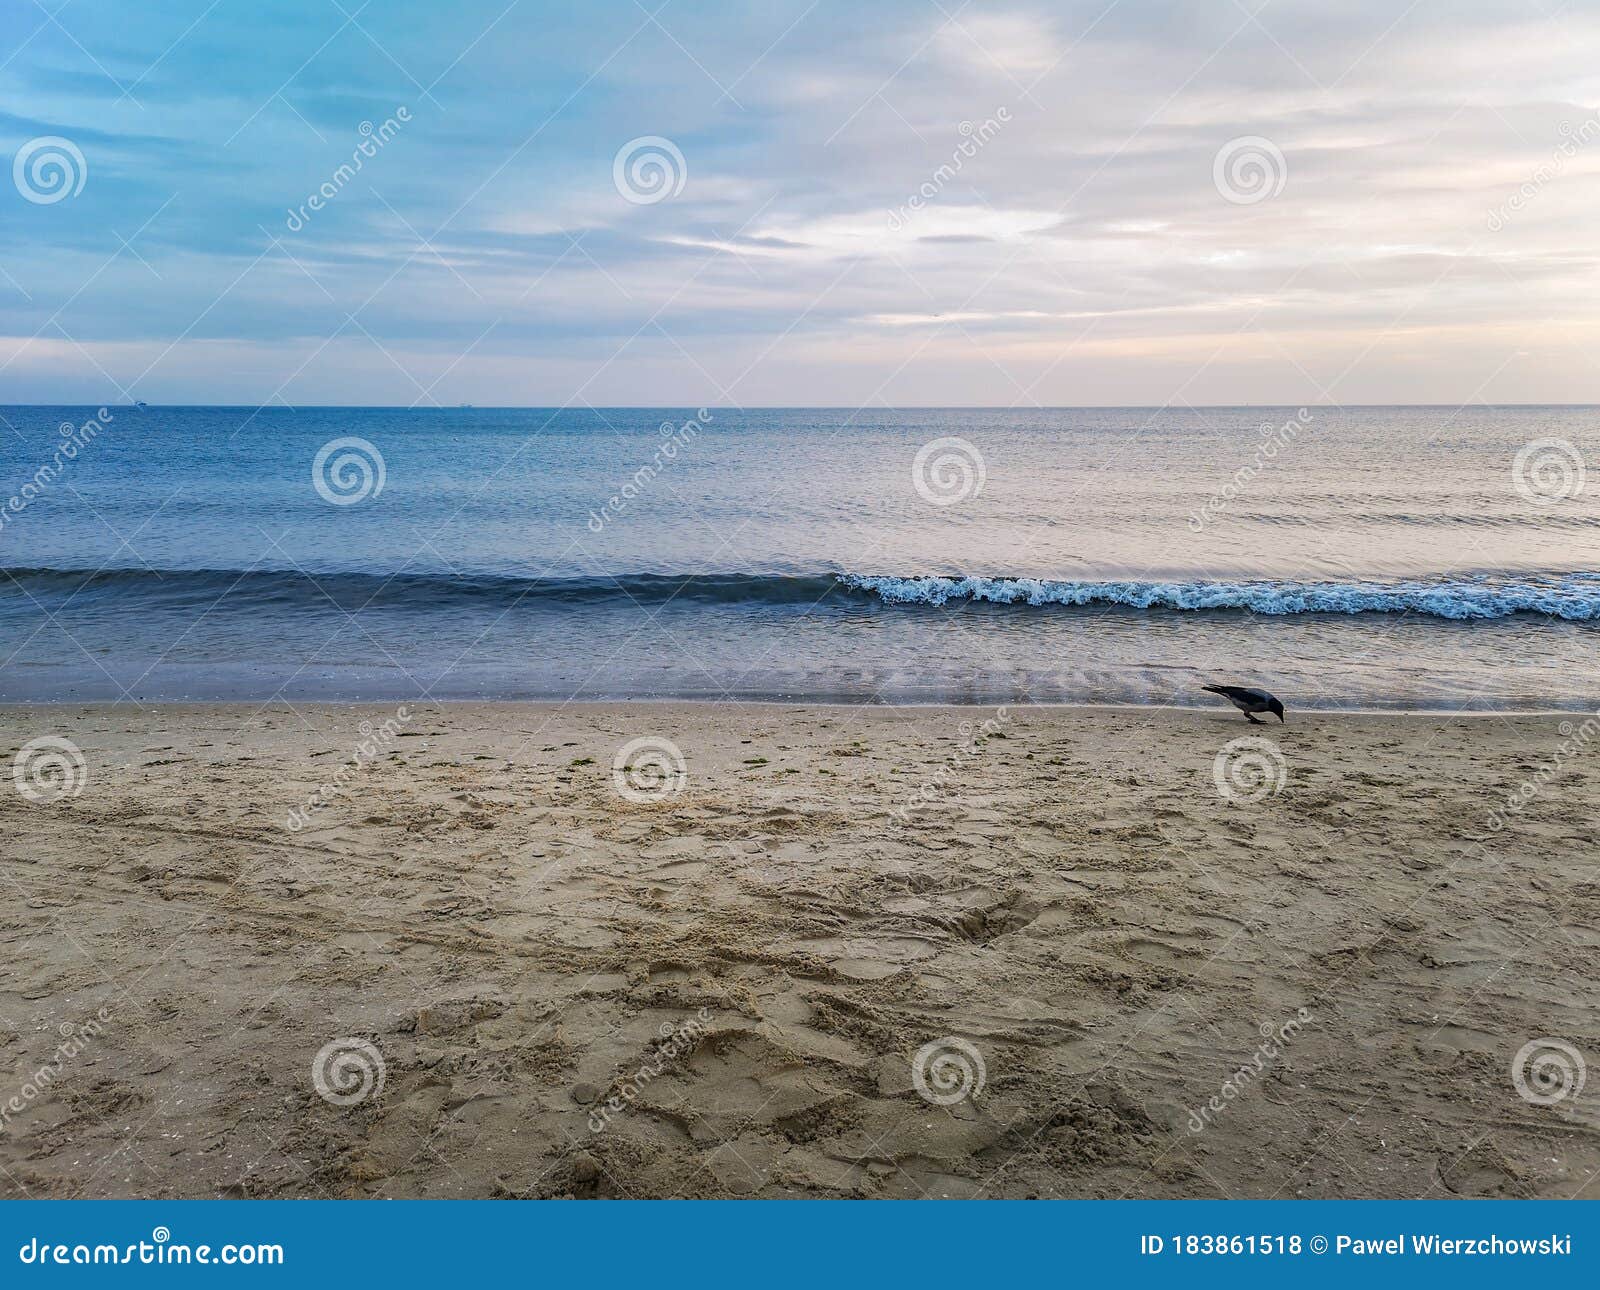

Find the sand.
[{"left": 1, "top": 701, "right": 1596, "bottom": 1200}]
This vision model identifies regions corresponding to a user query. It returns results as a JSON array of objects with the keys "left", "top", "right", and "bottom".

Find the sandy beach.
[{"left": 1, "top": 702, "right": 1596, "bottom": 1200}]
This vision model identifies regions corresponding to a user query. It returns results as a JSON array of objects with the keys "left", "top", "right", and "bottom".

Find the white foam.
[{"left": 838, "top": 573, "right": 1600, "bottom": 620}]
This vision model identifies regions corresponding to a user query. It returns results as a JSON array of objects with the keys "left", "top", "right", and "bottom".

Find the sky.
[{"left": 2, "top": 0, "right": 1599, "bottom": 408}]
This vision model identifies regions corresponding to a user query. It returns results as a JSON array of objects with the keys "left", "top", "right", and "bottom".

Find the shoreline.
[{"left": 0, "top": 697, "right": 1594, "bottom": 718}]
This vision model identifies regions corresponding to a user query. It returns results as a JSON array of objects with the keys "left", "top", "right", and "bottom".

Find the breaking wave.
[
  {"left": 5, "top": 566, "right": 1599, "bottom": 621},
  {"left": 838, "top": 573, "right": 1600, "bottom": 620}
]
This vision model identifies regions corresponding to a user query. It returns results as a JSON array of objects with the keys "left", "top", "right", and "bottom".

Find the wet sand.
[{"left": 1, "top": 702, "right": 1596, "bottom": 1199}]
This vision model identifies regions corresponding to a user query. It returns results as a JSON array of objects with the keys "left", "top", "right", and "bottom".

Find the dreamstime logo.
[
  {"left": 611, "top": 736, "right": 688, "bottom": 802},
  {"left": 1511, "top": 438, "right": 1584, "bottom": 506},
  {"left": 311, "top": 1037, "right": 386, "bottom": 1106},
  {"left": 911, "top": 1036, "right": 986, "bottom": 1105},
  {"left": 284, "top": 108, "right": 411, "bottom": 231},
  {"left": 612, "top": 136, "right": 687, "bottom": 205},
  {"left": 1188, "top": 408, "right": 1313, "bottom": 531},
  {"left": 12, "top": 737, "right": 87, "bottom": 803},
  {"left": 1511, "top": 1038, "right": 1586, "bottom": 1107},
  {"left": 1, "top": 1006, "right": 112, "bottom": 1132},
  {"left": 16, "top": 1226, "right": 283, "bottom": 1266},
  {"left": 588, "top": 1009, "right": 713, "bottom": 1133},
  {"left": 912, "top": 436, "right": 986, "bottom": 507},
  {"left": 1212, "top": 135, "right": 1287, "bottom": 205},
  {"left": 312, "top": 436, "right": 386, "bottom": 505},
  {"left": 1487, "top": 114, "right": 1600, "bottom": 230},
  {"left": 1211, "top": 736, "right": 1286, "bottom": 803},
  {"left": 1485, "top": 710, "right": 1600, "bottom": 833},
  {"left": 887, "top": 108, "right": 1011, "bottom": 230},
  {"left": 891, "top": 706, "right": 1010, "bottom": 826},
  {"left": 0, "top": 408, "right": 113, "bottom": 540},
  {"left": 1187, "top": 1009, "right": 1313, "bottom": 1133},
  {"left": 587, "top": 409, "right": 711, "bottom": 532},
  {"left": 285, "top": 706, "right": 411, "bottom": 832},
  {"left": 13, "top": 136, "right": 87, "bottom": 204}
]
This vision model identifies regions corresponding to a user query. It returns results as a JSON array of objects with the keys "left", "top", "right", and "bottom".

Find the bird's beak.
[{"left": 1278, "top": 712, "right": 1286, "bottom": 723}]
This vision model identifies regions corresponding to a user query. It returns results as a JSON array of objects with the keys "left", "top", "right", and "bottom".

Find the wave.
[
  {"left": 0, "top": 567, "right": 842, "bottom": 609},
  {"left": 839, "top": 574, "right": 1600, "bottom": 620},
  {"left": 4, "top": 566, "right": 1599, "bottom": 621}
]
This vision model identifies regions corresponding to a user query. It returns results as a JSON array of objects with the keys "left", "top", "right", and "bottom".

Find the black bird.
[{"left": 1203, "top": 684, "right": 1286, "bottom": 723}]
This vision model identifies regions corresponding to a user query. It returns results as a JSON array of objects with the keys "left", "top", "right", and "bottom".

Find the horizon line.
[{"left": 6, "top": 402, "right": 1600, "bottom": 412}]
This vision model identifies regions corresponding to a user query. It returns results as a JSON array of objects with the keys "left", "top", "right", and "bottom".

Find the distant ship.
[{"left": 135, "top": 400, "right": 148, "bottom": 409}]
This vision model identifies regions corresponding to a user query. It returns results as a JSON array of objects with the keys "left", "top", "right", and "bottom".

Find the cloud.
[
  {"left": 934, "top": 11, "right": 1067, "bottom": 78},
  {"left": 1, "top": 0, "right": 1598, "bottom": 405}
]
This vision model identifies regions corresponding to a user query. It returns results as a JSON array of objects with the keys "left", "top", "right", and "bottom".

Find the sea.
[{"left": 1, "top": 404, "right": 1595, "bottom": 710}]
